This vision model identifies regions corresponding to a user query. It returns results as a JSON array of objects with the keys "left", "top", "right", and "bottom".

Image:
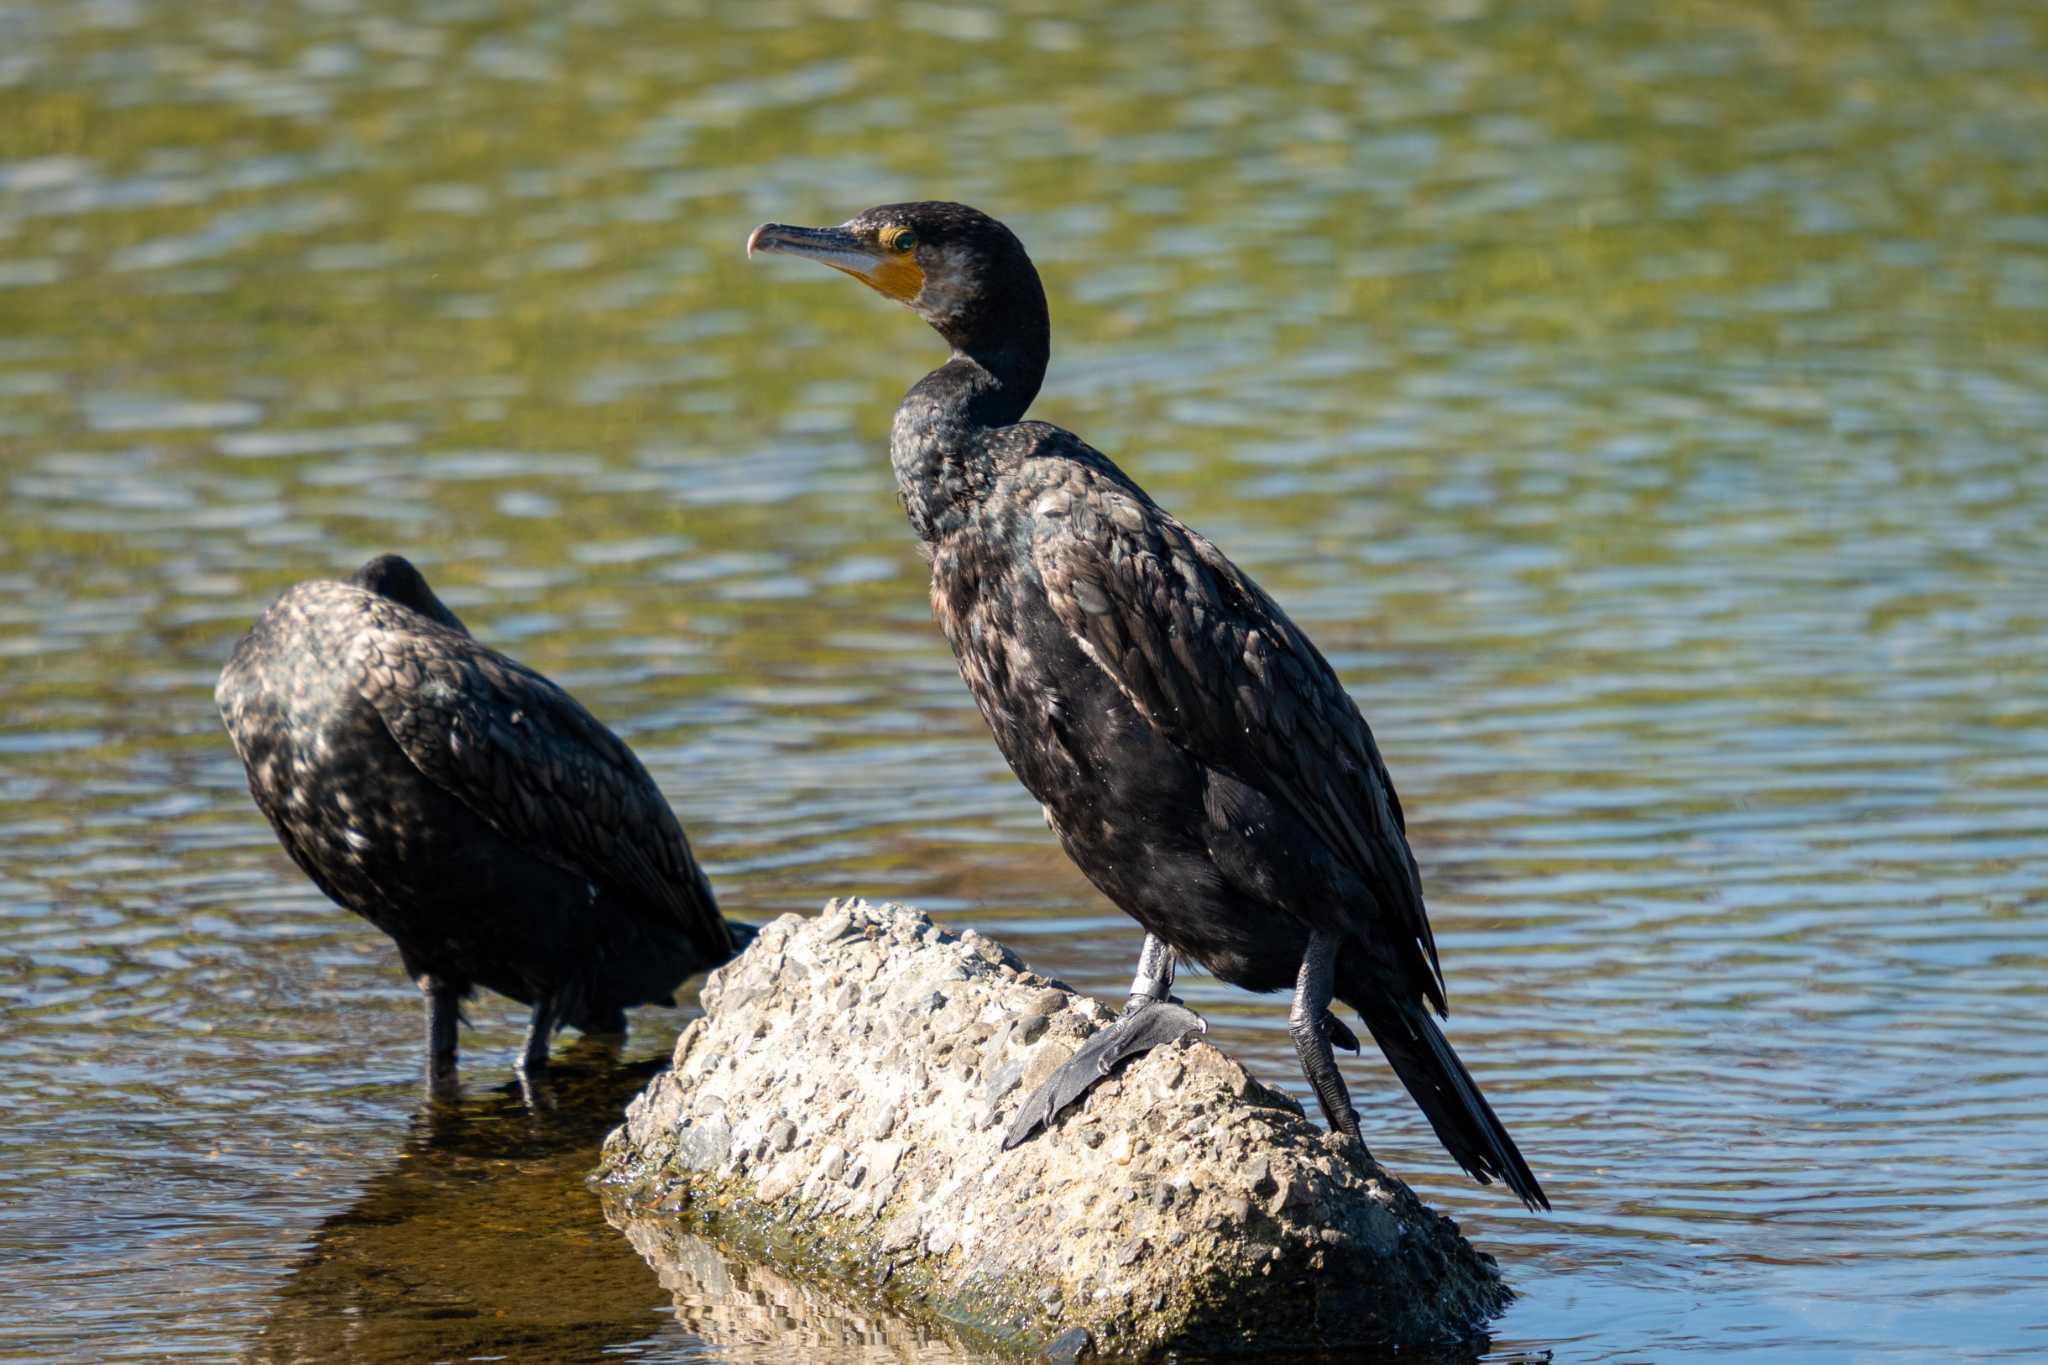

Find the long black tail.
[{"left": 1358, "top": 995, "right": 1550, "bottom": 1211}]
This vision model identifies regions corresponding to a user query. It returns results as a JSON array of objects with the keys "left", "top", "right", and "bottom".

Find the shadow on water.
[{"left": 245, "top": 1040, "right": 677, "bottom": 1364}]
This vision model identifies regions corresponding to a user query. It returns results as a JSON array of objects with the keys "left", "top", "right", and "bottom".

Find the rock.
[
  {"left": 675, "top": 1112, "right": 731, "bottom": 1170},
  {"left": 595, "top": 899, "right": 1512, "bottom": 1359}
]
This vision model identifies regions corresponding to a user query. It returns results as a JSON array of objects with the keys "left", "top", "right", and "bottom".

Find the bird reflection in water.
[{"left": 248, "top": 1042, "right": 673, "bottom": 1364}]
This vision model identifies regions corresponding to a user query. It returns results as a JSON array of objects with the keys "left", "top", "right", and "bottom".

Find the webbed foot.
[{"left": 1002, "top": 999, "right": 1205, "bottom": 1150}]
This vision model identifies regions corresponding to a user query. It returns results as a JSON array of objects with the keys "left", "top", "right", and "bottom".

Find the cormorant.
[
  {"left": 216, "top": 553, "right": 744, "bottom": 1082},
  {"left": 749, "top": 203, "right": 1547, "bottom": 1209}
]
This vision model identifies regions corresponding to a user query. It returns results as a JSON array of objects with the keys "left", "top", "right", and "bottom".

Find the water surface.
[{"left": 3, "top": 0, "right": 2047, "bottom": 1359}]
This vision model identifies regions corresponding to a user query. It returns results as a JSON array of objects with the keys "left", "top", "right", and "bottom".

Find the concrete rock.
[{"left": 596, "top": 899, "right": 1511, "bottom": 1358}]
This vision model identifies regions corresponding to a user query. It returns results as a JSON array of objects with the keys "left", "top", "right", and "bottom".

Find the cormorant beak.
[{"left": 746, "top": 222, "right": 924, "bottom": 304}]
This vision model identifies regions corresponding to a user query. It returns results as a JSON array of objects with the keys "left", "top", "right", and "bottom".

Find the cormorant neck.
[
  {"left": 914, "top": 348, "right": 1040, "bottom": 430},
  {"left": 889, "top": 284, "right": 1050, "bottom": 543},
  {"left": 924, "top": 258, "right": 1050, "bottom": 427},
  {"left": 945, "top": 335, "right": 1046, "bottom": 428}
]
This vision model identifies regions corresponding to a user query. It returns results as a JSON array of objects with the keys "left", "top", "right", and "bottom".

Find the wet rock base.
[{"left": 595, "top": 899, "right": 1511, "bottom": 1359}]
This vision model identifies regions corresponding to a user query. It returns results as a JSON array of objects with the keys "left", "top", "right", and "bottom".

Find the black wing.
[
  {"left": 353, "top": 608, "right": 730, "bottom": 966},
  {"left": 1028, "top": 456, "right": 1444, "bottom": 1012}
]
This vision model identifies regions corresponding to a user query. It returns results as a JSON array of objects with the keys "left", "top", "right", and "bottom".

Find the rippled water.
[{"left": 4, "top": 0, "right": 2047, "bottom": 1359}]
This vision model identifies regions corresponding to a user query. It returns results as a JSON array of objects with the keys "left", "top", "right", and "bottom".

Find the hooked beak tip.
[{"left": 745, "top": 223, "right": 769, "bottom": 259}]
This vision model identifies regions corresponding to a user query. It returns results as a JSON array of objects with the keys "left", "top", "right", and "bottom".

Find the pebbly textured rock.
[{"left": 595, "top": 899, "right": 1511, "bottom": 1359}]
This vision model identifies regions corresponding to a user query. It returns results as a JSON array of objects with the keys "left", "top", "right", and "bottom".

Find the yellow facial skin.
[{"left": 850, "top": 228, "right": 924, "bottom": 302}]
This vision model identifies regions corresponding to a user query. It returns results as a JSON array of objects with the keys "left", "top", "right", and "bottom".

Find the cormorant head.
[
  {"left": 748, "top": 201, "right": 1048, "bottom": 387},
  {"left": 349, "top": 554, "right": 470, "bottom": 637}
]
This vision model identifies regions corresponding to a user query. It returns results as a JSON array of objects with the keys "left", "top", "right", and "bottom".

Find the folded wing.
[
  {"left": 354, "top": 620, "right": 731, "bottom": 966},
  {"left": 1028, "top": 461, "right": 1444, "bottom": 1013}
]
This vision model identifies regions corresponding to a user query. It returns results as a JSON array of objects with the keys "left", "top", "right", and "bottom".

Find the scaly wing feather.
[
  {"left": 1027, "top": 455, "right": 1444, "bottom": 1011},
  {"left": 352, "top": 609, "right": 730, "bottom": 966}
]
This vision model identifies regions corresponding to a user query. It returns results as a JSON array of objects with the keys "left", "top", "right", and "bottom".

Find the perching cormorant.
[
  {"left": 216, "top": 554, "right": 744, "bottom": 1082},
  {"left": 750, "top": 203, "right": 1547, "bottom": 1209}
]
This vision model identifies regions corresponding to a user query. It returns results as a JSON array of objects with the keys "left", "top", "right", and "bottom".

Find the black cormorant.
[
  {"left": 749, "top": 203, "right": 1547, "bottom": 1209},
  {"left": 216, "top": 554, "right": 744, "bottom": 1082}
]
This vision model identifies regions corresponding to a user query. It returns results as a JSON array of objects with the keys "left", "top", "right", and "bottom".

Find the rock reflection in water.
[
  {"left": 614, "top": 1217, "right": 973, "bottom": 1365},
  {"left": 615, "top": 1207, "right": 1510, "bottom": 1365}
]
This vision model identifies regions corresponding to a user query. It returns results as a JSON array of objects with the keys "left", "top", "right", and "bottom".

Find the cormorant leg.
[
  {"left": 517, "top": 999, "right": 554, "bottom": 1075},
  {"left": 1290, "top": 931, "right": 1365, "bottom": 1149},
  {"left": 1126, "top": 933, "right": 1175, "bottom": 1008},
  {"left": 421, "top": 977, "right": 460, "bottom": 1098},
  {"left": 1002, "top": 935, "right": 1205, "bottom": 1151}
]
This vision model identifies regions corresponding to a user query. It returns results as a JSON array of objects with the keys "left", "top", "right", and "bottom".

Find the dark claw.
[
  {"left": 1322, "top": 1011, "right": 1360, "bottom": 1054},
  {"left": 1002, "top": 1000, "right": 1205, "bottom": 1150}
]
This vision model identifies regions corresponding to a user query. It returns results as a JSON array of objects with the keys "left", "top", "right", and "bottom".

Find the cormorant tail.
[{"left": 1358, "top": 995, "right": 1550, "bottom": 1212}]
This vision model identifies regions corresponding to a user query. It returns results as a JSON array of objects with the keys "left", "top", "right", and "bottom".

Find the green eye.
[{"left": 884, "top": 227, "right": 917, "bottom": 253}]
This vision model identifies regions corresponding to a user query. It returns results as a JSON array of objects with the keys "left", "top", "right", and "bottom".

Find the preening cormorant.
[
  {"left": 750, "top": 203, "right": 1547, "bottom": 1209},
  {"left": 216, "top": 554, "right": 744, "bottom": 1082}
]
